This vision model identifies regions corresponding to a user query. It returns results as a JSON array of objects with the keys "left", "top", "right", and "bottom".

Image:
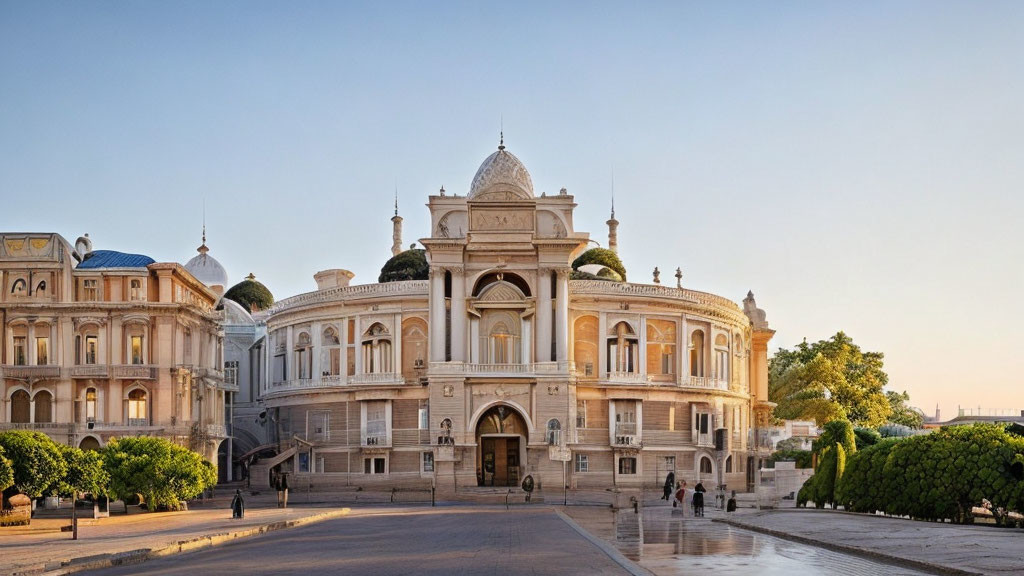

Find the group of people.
[{"left": 661, "top": 473, "right": 706, "bottom": 516}]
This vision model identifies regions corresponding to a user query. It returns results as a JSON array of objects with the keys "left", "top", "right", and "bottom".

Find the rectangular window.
[
  {"left": 131, "top": 335, "right": 144, "bottom": 364},
  {"left": 365, "top": 401, "right": 387, "bottom": 445},
  {"left": 364, "top": 457, "right": 386, "bottom": 474},
  {"left": 418, "top": 406, "right": 429, "bottom": 430},
  {"left": 298, "top": 452, "right": 310, "bottom": 473},
  {"left": 422, "top": 452, "right": 434, "bottom": 473},
  {"left": 85, "top": 336, "right": 98, "bottom": 364},
  {"left": 309, "top": 411, "right": 330, "bottom": 442},
  {"left": 224, "top": 360, "right": 239, "bottom": 387},
  {"left": 83, "top": 279, "right": 98, "bottom": 301},
  {"left": 574, "top": 453, "right": 589, "bottom": 473},
  {"left": 664, "top": 456, "right": 676, "bottom": 471},
  {"left": 13, "top": 337, "right": 26, "bottom": 365},
  {"left": 183, "top": 329, "right": 192, "bottom": 364},
  {"left": 576, "top": 400, "right": 587, "bottom": 428},
  {"left": 329, "top": 348, "right": 341, "bottom": 376},
  {"left": 130, "top": 279, "right": 142, "bottom": 301},
  {"left": 35, "top": 337, "right": 48, "bottom": 365},
  {"left": 661, "top": 347, "right": 675, "bottom": 374},
  {"left": 618, "top": 457, "right": 637, "bottom": 475},
  {"left": 85, "top": 389, "right": 97, "bottom": 422}
]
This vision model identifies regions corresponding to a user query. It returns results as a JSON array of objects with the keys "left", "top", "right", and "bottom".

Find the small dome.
[
  {"left": 185, "top": 242, "right": 229, "bottom": 288},
  {"left": 468, "top": 145, "right": 534, "bottom": 200},
  {"left": 379, "top": 249, "right": 428, "bottom": 283},
  {"left": 224, "top": 273, "right": 274, "bottom": 312}
]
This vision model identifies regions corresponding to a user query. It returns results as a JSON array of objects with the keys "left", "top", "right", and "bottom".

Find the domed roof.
[
  {"left": 468, "top": 142, "right": 534, "bottom": 200},
  {"left": 224, "top": 274, "right": 274, "bottom": 313},
  {"left": 184, "top": 236, "right": 229, "bottom": 288}
]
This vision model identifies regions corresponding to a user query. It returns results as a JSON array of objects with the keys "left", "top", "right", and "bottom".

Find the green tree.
[
  {"left": 378, "top": 249, "right": 429, "bottom": 283},
  {"left": 223, "top": 276, "right": 274, "bottom": 312},
  {"left": 886, "top": 390, "right": 924, "bottom": 429},
  {"left": 57, "top": 445, "right": 109, "bottom": 498},
  {"left": 769, "top": 332, "right": 892, "bottom": 427},
  {"left": 571, "top": 248, "right": 627, "bottom": 281},
  {"left": 103, "top": 437, "right": 216, "bottom": 511},
  {"left": 0, "top": 431, "right": 67, "bottom": 500},
  {"left": 813, "top": 419, "right": 857, "bottom": 457},
  {"left": 853, "top": 426, "right": 882, "bottom": 450},
  {"left": 0, "top": 446, "right": 13, "bottom": 494}
]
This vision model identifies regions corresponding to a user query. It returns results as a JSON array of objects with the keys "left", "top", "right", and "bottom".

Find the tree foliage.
[
  {"left": 0, "top": 431, "right": 67, "bottom": 499},
  {"left": 769, "top": 332, "right": 892, "bottom": 427},
  {"left": 57, "top": 445, "right": 109, "bottom": 498},
  {"left": 223, "top": 278, "right": 274, "bottom": 312},
  {"left": 103, "top": 437, "right": 216, "bottom": 511},
  {"left": 797, "top": 420, "right": 856, "bottom": 509},
  {"left": 378, "top": 249, "right": 429, "bottom": 283},
  {"left": 886, "top": 390, "right": 924, "bottom": 429},
  {"left": 571, "top": 248, "right": 627, "bottom": 281},
  {"left": 835, "top": 425, "right": 1024, "bottom": 524},
  {"left": 854, "top": 426, "right": 882, "bottom": 450},
  {"left": 768, "top": 449, "right": 813, "bottom": 469},
  {"left": 0, "top": 446, "right": 13, "bottom": 494}
]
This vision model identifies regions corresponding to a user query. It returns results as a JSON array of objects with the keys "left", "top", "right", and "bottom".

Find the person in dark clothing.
[
  {"left": 727, "top": 490, "right": 737, "bottom": 513},
  {"left": 279, "top": 473, "right": 289, "bottom": 509},
  {"left": 693, "top": 482, "right": 706, "bottom": 517},
  {"left": 662, "top": 472, "right": 676, "bottom": 501},
  {"left": 230, "top": 489, "right": 245, "bottom": 519}
]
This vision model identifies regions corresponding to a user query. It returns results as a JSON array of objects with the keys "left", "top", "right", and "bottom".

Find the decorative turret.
[
  {"left": 391, "top": 191, "right": 403, "bottom": 257},
  {"left": 606, "top": 197, "right": 619, "bottom": 254}
]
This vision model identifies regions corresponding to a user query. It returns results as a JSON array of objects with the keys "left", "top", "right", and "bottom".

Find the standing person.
[
  {"left": 663, "top": 472, "right": 675, "bottom": 501},
  {"left": 230, "top": 489, "right": 245, "bottom": 519},
  {"left": 675, "top": 480, "right": 689, "bottom": 515},
  {"left": 280, "top": 473, "right": 289, "bottom": 509},
  {"left": 693, "top": 482, "right": 706, "bottom": 517},
  {"left": 274, "top": 471, "right": 283, "bottom": 508}
]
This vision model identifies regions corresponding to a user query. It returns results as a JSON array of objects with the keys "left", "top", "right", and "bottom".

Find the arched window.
[
  {"left": 33, "top": 390, "right": 53, "bottom": 423},
  {"left": 127, "top": 388, "right": 148, "bottom": 426},
  {"left": 546, "top": 419, "right": 562, "bottom": 445},
  {"left": 725, "top": 455, "right": 733, "bottom": 473},
  {"left": 322, "top": 327, "right": 341, "bottom": 376},
  {"left": 130, "top": 279, "right": 143, "bottom": 301},
  {"left": 690, "top": 330, "right": 705, "bottom": 377},
  {"left": 607, "top": 322, "right": 638, "bottom": 373},
  {"left": 295, "top": 332, "right": 312, "bottom": 379},
  {"left": 10, "top": 278, "right": 26, "bottom": 296},
  {"left": 489, "top": 322, "right": 514, "bottom": 364},
  {"left": 10, "top": 390, "right": 30, "bottom": 423},
  {"left": 714, "top": 333, "right": 729, "bottom": 381},
  {"left": 85, "top": 388, "right": 97, "bottom": 423},
  {"left": 700, "top": 456, "right": 713, "bottom": 475},
  {"left": 361, "top": 324, "right": 393, "bottom": 374}
]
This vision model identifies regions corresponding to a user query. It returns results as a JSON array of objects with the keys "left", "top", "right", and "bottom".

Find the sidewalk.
[
  {"left": 0, "top": 493, "right": 351, "bottom": 576},
  {"left": 719, "top": 508, "right": 1024, "bottom": 576}
]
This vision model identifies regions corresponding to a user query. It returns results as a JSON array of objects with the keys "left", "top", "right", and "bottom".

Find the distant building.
[{"left": 0, "top": 233, "right": 229, "bottom": 469}]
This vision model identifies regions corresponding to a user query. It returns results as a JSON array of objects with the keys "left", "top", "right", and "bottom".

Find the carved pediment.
[{"left": 479, "top": 281, "right": 525, "bottom": 302}]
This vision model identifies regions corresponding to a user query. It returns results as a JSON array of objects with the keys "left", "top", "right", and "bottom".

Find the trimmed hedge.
[
  {"left": 223, "top": 278, "right": 274, "bottom": 312},
  {"left": 379, "top": 249, "right": 429, "bottom": 283},
  {"left": 836, "top": 424, "right": 1024, "bottom": 524},
  {"left": 571, "top": 248, "right": 627, "bottom": 281}
]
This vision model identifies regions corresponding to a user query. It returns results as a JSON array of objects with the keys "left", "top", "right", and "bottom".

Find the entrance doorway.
[{"left": 475, "top": 404, "right": 528, "bottom": 487}]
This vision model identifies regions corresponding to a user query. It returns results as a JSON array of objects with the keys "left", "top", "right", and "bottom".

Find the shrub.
[
  {"left": 378, "top": 249, "right": 428, "bottom": 283},
  {"left": 836, "top": 438, "right": 901, "bottom": 513},
  {"left": 0, "top": 446, "right": 13, "bottom": 494},
  {"left": 571, "top": 248, "right": 627, "bottom": 281},
  {"left": 57, "top": 445, "right": 109, "bottom": 498},
  {"left": 768, "top": 449, "right": 813, "bottom": 469},
  {"left": 0, "top": 431, "right": 67, "bottom": 500},
  {"left": 854, "top": 426, "right": 882, "bottom": 450},
  {"left": 103, "top": 437, "right": 216, "bottom": 511}
]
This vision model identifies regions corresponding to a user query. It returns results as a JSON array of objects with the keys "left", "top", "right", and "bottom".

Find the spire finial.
[
  {"left": 394, "top": 184, "right": 399, "bottom": 217},
  {"left": 197, "top": 200, "right": 209, "bottom": 254},
  {"left": 498, "top": 115, "right": 505, "bottom": 150}
]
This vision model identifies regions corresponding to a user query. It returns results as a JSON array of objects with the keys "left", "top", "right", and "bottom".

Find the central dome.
[{"left": 468, "top": 146, "right": 534, "bottom": 200}]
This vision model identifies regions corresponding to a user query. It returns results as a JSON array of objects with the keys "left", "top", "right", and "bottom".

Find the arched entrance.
[
  {"left": 80, "top": 436, "right": 101, "bottom": 451},
  {"left": 475, "top": 404, "right": 528, "bottom": 487}
]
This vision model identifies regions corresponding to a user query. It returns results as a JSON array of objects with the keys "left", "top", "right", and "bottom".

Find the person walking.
[
  {"left": 662, "top": 472, "right": 675, "bottom": 501},
  {"left": 693, "top": 482, "right": 706, "bottom": 517},
  {"left": 230, "top": 489, "right": 245, "bottom": 519},
  {"left": 280, "top": 473, "right": 289, "bottom": 509},
  {"left": 675, "top": 480, "right": 689, "bottom": 515}
]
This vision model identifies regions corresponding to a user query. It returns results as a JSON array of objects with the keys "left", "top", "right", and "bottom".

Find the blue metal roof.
[{"left": 77, "top": 250, "right": 155, "bottom": 269}]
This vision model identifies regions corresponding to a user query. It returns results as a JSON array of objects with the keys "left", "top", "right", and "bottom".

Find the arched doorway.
[
  {"left": 11, "top": 390, "right": 30, "bottom": 423},
  {"left": 475, "top": 404, "right": 528, "bottom": 487},
  {"left": 80, "top": 436, "right": 101, "bottom": 451}
]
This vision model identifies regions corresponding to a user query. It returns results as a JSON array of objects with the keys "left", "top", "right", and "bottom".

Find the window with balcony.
[
  {"left": 322, "top": 327, "right": 341, "bottom": 376},
  {"left": 573, "top": 315, "right": 598, "bottom": 379},
  {"left": 614, "top": 401, "right": 637, "bottom": 444},
  {"left": 13, "top": 336, "right": 26, "bottom": 366},
  {"left": 574, "top": 453, "right": 589, "bottom": 473},
  {"left": 480, "top": 310, "right": 521, "bottom": 365},
  {"left": 690, "top": 330, "right": 705, "bottom": 377},
  {"left": 714, "top": 334, "right": 730, "bottom": 381},
  {"left": 607, "top": 322, "right": 638, "bottom": 373},
  {"left": 85, "top": 388, "right": 97, "bottom": 423},
  {"left": 131, "top": 335, "right": 144, "bottom": 364},
  {"left": 35, "top": 336, "right": 49, "bottom": 365},
  {"left": 82, "top": 279, "right": 98, "bottom": 301},
  {"left": 365, "top": 400, "right": 387, "bottom": 445},
  {"left": 85, "top": 335, "right": 98, "bottom": 365},
  {"left": 127, "top": 388, "right": 148, "bottom": 426},
  {"left": 361, "top": 324, "right": 392, "bottom": 374},
  {"left": 646, "top": 319, "right": 676, "bottom": 378}
]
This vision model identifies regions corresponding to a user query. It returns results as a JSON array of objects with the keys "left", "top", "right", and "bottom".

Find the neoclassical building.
[
  {"left": 254, "top": 141, "right": 776, "bottom": 494},
  {"left": 0, "top": 232, "right": 230, "bottom": 466}
]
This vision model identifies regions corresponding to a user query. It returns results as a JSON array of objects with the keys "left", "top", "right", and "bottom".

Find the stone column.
[
  {"left": 450, "top": 268, "right": 466, "bottom": 362},
  {"left": 535, "top": 268, "right": 552, "bottom": 363},
  {"left": 429, "top": 267, "right": 446, "bottom": 363},
  {"left": 554, "top": 269, "right": 569, "bottom": 363},
  {"left": 340, "top": 318, "right": 349, "bottom": 383}
]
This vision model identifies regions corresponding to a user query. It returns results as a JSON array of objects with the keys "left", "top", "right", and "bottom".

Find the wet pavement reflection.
[{"left": 614, "top": 510, "right": 937, "bottom": 576}]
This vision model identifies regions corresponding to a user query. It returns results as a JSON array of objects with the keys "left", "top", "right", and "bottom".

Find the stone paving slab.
[
  {"left": 719, "top": 508, "right": 1024, "bottom": 576},
  {"left": 0, "top": 499, "right": 352, "bottom": 576}
]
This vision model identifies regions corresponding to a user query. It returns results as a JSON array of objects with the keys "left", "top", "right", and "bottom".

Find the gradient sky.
[{"left": 2, "top": 1, "right": 1022, "bottom": 420}]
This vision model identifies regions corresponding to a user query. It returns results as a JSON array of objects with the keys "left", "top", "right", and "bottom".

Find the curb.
[
  {"left": 6, "top": 508, "right": 351, "bottom": 576},
  {"left": 553, "top": 509, "right": 654, "bottom": 576},
  {"left": 715, "top": 517, "right": 982, "bottom": 576}
]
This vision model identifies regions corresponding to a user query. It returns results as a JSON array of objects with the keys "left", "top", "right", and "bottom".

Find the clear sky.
[{"left": 2, "top": 1, "right": 1022, "bottom": 420}]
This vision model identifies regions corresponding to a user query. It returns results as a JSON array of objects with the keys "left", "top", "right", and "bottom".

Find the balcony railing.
[
  {"left": 71, "top": 365, "right": 109, "bottom": 378},
  {"left": 612, "top": 423, "right": 638, "bottom": 446},
  {"left": 112, "top": 365, "right": 157, "bottom": 380},
  {"left": 429, "top": 361, "right": 572, "bottom": 377},
  {"left": 604, "top": 371, "right": 648, "bottom": 384},
  {"left": 1, "top": 365, "right": 61, "bottom": 379},
  {"left": 363, "top": 434, "right": 390, "bottom": 447},
  {"left": 349, "top": 372, "right": 402, "bottom": 385},
  {"left": 685, "top": 376, "right": 730, "bottom": 391}
]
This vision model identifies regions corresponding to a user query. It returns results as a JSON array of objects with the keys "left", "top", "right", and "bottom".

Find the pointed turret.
[
  {"left": 391, "top": 189, "right": 403, "bottom": 257},
  {"left": 606, "top": 196, "right": 619, "bottom": 254}
]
